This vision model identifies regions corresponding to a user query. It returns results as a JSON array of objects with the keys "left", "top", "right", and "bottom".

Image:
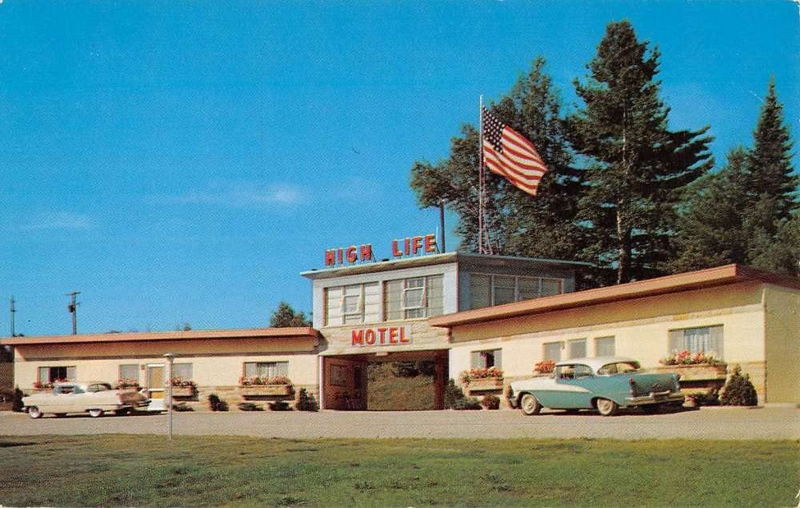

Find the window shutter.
[
  {"left": 493, "top": 349, "right": 502, "bottom": 369},
  {"left": 710, "top": 325, "right": 724, "bottom": 359}
]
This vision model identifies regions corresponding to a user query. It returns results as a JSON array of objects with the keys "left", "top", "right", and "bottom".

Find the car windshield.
[{"left": 597, "top": 362, "right": 640, "bottom": 375}]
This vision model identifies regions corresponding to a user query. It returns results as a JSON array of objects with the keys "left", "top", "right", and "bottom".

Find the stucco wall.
[
  {"left": 448, "top": 282, "right": 769, "bottom": 397},
  {"left": 764, "top": 284, "right": 800, "bottom": 403}
]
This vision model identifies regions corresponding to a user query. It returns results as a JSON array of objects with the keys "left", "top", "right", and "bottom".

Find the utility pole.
[
  {"left": 9, "top": 296, "right": 15, "bottom": 337},
  {"left": 439, "top": 199, "right": 446, "bottom": 253},
  {"left": 66, "top": 291, "right": 80, "bottom": 335}
]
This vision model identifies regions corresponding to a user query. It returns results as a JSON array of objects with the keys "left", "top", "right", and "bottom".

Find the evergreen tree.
[
  {"left": 269, "top": 302, "right": 311, "bottom": 327},
  {"left": 568, "top": 21, "right": 713, "bottom": 284},
  {"left": 411, "top": 57, "right": 583, "bottom": 260},
  {"left": 745, "top": 81, "right": 798, "bottom": 266},
  {"left": 671, "top": 148, "right": 751, "bottom": 272}
]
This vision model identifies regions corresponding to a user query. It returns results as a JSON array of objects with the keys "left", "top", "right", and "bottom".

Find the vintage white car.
[
  {"left": 22, "top": 381, "right": 150, "bottom": 419},
  {"left": 507, "top": 357, "right": 685, "bottom": 416}
]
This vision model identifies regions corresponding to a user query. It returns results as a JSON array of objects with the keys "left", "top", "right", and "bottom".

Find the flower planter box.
[
  {"left": 466, "top": 377, "right": 504, "bottom": 392},
  {"left": 170, "top": 387, "right": 195, "bottom": 397},
  {"left": 241, "top": 385, "right": 294, "bottom": 397},
  {"left": 651, "top": 364, "right": 727, "bottom": 382}
]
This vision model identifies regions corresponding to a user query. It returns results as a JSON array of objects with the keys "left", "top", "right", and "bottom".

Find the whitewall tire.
[{"left": 520, "top": 393, "right": 542, "bottom": 416}]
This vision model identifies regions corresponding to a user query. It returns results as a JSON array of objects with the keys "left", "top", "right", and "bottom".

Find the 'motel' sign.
[
  {"left": 324, "top": 234, "right": 437, "bottom": 267},
  {"left": 351, "top": 326, "right": 411, "bottom": 347}
]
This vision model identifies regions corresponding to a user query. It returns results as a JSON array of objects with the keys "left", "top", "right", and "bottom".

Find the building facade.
[
  {"left": 303, "top": 252, "right": 587, "bottom": 409},
  {"left": 431, "top": 265, "right": 800, "bottom": 404}
]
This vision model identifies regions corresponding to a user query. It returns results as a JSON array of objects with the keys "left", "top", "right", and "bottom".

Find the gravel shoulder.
[{"left": 2, "top": 406, "right": 799, "bottom": 440}]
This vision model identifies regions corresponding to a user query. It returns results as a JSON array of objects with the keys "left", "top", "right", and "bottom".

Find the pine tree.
[
  {"left": 671, "top": 148, "right": 751, "bottom": 272},
  {"left": 269, "top": 302, "right": 311, "bottom": 327},
  {"left": 569, "top": 21, "right": 713, "bottom": 284},
  {"left": 410, "top": 57, "right": 583, "bottom": 260},
  {"left": 745, "top": 81, "right": 798, "bottom": 266}
]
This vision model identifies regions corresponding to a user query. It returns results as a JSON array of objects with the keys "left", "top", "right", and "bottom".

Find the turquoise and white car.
[{"left": 507, "top": 357, "right": 685, "bottom": 416}]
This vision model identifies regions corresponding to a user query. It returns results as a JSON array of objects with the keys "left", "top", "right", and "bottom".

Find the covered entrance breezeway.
[{"left": 321, "top": 350, "right": 448, "bottom": 410}]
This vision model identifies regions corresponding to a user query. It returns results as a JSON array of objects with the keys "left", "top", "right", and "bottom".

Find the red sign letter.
[
  {"left": 399, "top": 326, "right": 409, "bottom": 343},
  {"left": 360, "top": 244, "right": 373, "bottom": 261},
  {"left": 325, "top": 250, "right": 336, "bottom": 266},
  {"left": 351, "top": 329, "right": 364, "bottom": 346},
  {"left": 346, "top": 246, "right": 358, "bottom": 263},
  {"left": 365, "top": 329, "right": 376, "bottom": 345},
  {"left": 424, "top": 234, "right": 437, "bottom": 253}
]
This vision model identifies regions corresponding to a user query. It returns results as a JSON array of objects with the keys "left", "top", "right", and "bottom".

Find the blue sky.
[{"left": 1, "top": 1, "right": 797, "bottom": 336}]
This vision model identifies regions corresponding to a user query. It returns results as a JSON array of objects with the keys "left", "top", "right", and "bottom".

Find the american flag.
[{"left": 481, "top": 107, "right": 548, "bottom": 196}]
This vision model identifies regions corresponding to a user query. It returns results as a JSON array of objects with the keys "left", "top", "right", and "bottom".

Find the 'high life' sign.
[
  {"left": 324, "top": 233, "right": 438, "bottom": 267},
  {"left": 351, "top": 326, "right": 411, "bottom": 346}
]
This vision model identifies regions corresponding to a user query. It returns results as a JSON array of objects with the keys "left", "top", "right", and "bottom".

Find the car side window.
[
  {"left": 574, "top": 365, "right": 593, "bottom": 378},
  {"left": 72, "top": 386, "right": 85, "bottom": 394}
]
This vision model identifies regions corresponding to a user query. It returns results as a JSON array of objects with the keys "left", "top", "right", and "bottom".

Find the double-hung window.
[
  {"left": 384, "top": 275, "right": 443, "bottom": 320},
  {"left": 244, "top": 361, "right": 289, "bottom": 378},
  {"left": 37, "top": 366, "right": 76, "bottom": 385},
  {"left": 568, "top": 338, "right": 587, "bottom": 359},
  {"left": 543, "top": 341, "right": 562, "bottom": 362},
  {"left": 324, "top": 282, "right": 380, "bottom": 325},
  {"left": 470, "top": 349, "right": 502, "bottom": 369}
]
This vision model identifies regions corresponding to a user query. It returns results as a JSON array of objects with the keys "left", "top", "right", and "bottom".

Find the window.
[
  {"left": 556, "top": 364, "right": 592, "bottom": 379},
  {"left": 470, "top": 349, "right": 502, "bottom": 369},
  {"left": 244, "top": 361, "right": 289, "bottom": 379},
  {"left": 669, "top": 325, "right": 724, "bottom": 359},
  {"left": 37, "top": 366, "right": 76, "bottom": 384},
  {"left": 324, "top": 282, "right": 380, "bottom": 326},
  {"left": 568, "top": 339, "right": 586, "bottom": 359},
  {"left": 119, "top": 364, "right": 138, "bottom": 382},
  {"left": 172, "top": 363, "right": 193, "bottom": 381},
  {"left": 469, "top": 274, "right": 566, "bottom": 309},
  {"left": 543, "top": 341, "right": 562, "bottom": 362},
  {"left": 595, "top": 336, "right": 615, "bottom": 357},
  {"left": 384, "top": 275, "right": 443, "bottom": 320}
]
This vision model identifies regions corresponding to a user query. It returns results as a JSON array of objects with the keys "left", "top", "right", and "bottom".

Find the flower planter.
[
  {"left": 170, "top": 387, "right": 195, "bottom": 397},
  {"left": 241, "top": 384, "right": 294, "bottom": 397},
  {"left": 466, "top": 377, "right": 504, "bottom": 392},
  {"left": 651, "top": 364, "right": 727, "bottom": 381}
]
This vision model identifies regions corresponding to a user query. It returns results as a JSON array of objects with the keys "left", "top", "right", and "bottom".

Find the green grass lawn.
[{"left": 1, "top": 435, "right": 797, "bottom": 506}]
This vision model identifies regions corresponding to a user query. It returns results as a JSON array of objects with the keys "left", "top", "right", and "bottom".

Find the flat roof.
[
  {"left": 1, "top": 327, "right": 321, "bottom": 346},
  {"left": 429, "top": 264, "right": 800, "bottom": 328},
  {"left": 301, "top": 252, "right": 591, "bottom": 280}
]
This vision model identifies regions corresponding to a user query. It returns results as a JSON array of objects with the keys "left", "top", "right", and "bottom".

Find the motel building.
[{"left": 2, "top": 235, "right": 799, "bottom": 410}]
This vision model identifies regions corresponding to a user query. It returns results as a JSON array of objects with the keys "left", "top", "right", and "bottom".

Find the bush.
[
  {"left": 481, "top": 394, "right": 500, "bottom": 410},
  {"left": 12, "top": 387, "right": 24, "bottom": 412},
  {"left": 172, "top": 402, "right": 194, "bottom": 412},
  {"left": 208, "top": 393, "right": 229, "bottom": 411},
  {"left": 269, "top": 400, "right": 292, "bottom": 411},
  {"left": 688, "top": 389, "right": 720, "bottom": 407},
  {"left": 720, "top": 365, "right": 758, "bottom": 406},
  {"left": 444, "top": 379, "right": 465, "bottom": 409},
  {"left": 296, "top": 388, "right": 319, "bottom": 411},
  {"left": 453, "top": 397, "right": 482, "bottom": 410},
  {"left": 237, "top": 402, "right": 264, "bottom": 411}
]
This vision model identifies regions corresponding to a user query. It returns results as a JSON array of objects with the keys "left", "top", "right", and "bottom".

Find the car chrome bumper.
[{"left": 625, "top": 391, "right": 685, "bottom": 406}]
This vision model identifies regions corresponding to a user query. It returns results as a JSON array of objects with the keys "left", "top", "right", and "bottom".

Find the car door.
[{"left": 551, "top": 364, "right": 595, "bottom": 408}]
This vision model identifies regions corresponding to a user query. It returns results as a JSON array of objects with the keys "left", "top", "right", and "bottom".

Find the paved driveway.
[{"left": 2, "top": 406, "right": 798, "bottom": 440}]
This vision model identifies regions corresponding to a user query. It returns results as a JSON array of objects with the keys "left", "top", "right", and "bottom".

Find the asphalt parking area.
[{"left": 2, "top": 406, "right": 798, "bottom": 440}]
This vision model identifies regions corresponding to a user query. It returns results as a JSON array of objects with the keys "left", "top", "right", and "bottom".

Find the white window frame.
[{"left": 471, "top": 273, "right": 566, "bottom": 309}]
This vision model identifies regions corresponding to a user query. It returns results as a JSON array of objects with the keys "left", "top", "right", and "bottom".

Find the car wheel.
[
  {"left": 27, "top": 406, "right": 43, "bottom": 419},
  {"left": 88, "top": 408, "right": 103, "bottom": 418},
  {"left": 595, "top": 398, "right": 619, "bottom": 416},
  {"left": 519, "top": 393, "right": 542, "bottom": 416}
]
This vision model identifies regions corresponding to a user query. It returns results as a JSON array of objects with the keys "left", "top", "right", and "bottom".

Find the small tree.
[
  {"left": 269, "top": 302, "right": 311, "bottom": 327},
  {"left": 444, "top": 379, "right": 465, "bottom": 409},
  {"left": 12, "top": 387, "right": 24, "bottom": 412},
  {"left": 296, "top": 388, "right": 319, "bottom": 411},
  {"left": 720, "top": 365, "right": 758, "bottom": 406}
]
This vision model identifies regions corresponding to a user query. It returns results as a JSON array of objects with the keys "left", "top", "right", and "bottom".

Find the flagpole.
[{"left": 478, "top": 95, "right": 485, "bottom": 255}]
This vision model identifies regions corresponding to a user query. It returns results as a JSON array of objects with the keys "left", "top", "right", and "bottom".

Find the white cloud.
[
  {"left": 152, "top": 181, "right": 304, "bottom": 207},
  {"left": 21, "top": 212, "right": 93, "bottom": 231}
]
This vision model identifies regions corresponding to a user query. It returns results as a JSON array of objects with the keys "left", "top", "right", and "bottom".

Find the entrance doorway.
[
  {"left": 146, "top": 364, "right": 165, "bottom": 411},
  {"left": 322, "top": 351, "right": 448, "bottom": 410}
]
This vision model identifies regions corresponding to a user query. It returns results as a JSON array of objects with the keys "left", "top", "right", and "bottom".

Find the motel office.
[{"left": 3, "top": 248, "right": 799, "bottom": 407}]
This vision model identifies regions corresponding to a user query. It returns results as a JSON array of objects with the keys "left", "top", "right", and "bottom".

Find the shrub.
[
  {"left": 444, "top": 379, "right": 465, "bottom": 409},
  {"left": 688, "top": 389, "right": 720, "bottom": 407},
  {"left": 481, "top": 394, "right": 500, "bottom": 410},
  {"left": 12, "top": 387, "right": 24, "bottom": 412},
  {"left": 720, "top": 365, "right": 758, "bottom": 406},
  {"left": 208, "top": 393, "right": 229, "bottom": 411},
  {"left": 237, "top": 402, "right": 264, "bottom": 411},
  {"left": 453, "top": 397, "right": 482, "bottom": 410},
  {"left": 269, "top": 400, "right": 291, "bottom": 411},
  {"left": 296, "top": 388, "right": 319, "bottom": 411},
  {"left": 172, "top": 402, "right": 194, "bottom": 412}
]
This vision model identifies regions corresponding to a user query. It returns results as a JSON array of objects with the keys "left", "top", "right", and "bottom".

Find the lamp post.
[{"left": 163, "top": 352, "right": 175, "bottom": 441}]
